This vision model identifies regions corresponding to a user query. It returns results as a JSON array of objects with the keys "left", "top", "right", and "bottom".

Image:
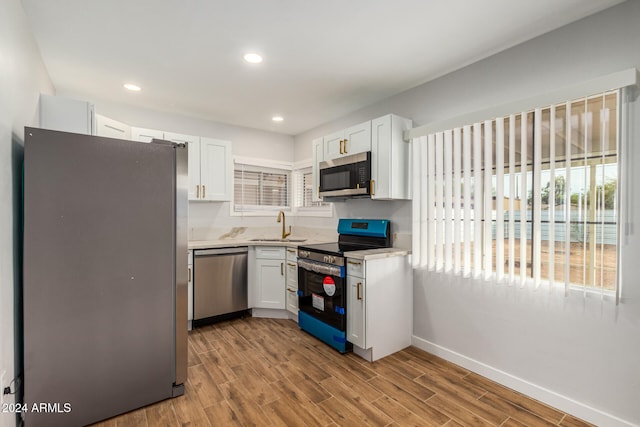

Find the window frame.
[
  {"left": 291, "top": 161, "right": 333, "bottom": 217},
  {"left": 413, "top": 90, "right": 622, "bottom": 300},
  {"left": 231, "top": 156, "right": 293, "bottom": 217}
]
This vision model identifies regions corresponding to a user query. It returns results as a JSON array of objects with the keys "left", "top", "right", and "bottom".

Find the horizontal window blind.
[
  {"left": 412, "top": 91, "right": 620, "bottom": 298},
  {"left": 234, "top": 163, "right": 290, "bottom": 211}
]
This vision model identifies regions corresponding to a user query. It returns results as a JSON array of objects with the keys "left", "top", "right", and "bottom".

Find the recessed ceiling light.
[
  {"left": 243, "top": 53, "right": 263, "bottom": 64},
  {"left": 272, "top": 116, "right": 284, "bottom": 122},
  {"left": 123, "top": 83, "right": 141, "bottom": 92}
]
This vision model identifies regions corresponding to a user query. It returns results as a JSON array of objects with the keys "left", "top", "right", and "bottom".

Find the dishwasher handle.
[{"left": 194, "top": 247, "right": 249, "bottom": 256}]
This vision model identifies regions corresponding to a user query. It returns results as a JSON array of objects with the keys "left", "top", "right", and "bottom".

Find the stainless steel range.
[{"left": 297, "top": 219, "right": 391, "bottom": 353}]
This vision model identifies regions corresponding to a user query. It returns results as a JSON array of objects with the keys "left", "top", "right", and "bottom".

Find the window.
[
  {"left": 412, "top": 91, "right": 620, "bottom": 296},
  {"left": 234, "top": 162, "right": 290, "bottom": 212},
  {"left": 292, "top": 167, "right": 332, "bottom": 216}
]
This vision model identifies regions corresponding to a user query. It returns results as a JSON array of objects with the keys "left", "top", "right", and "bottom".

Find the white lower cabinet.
[
  {"left": 347, "top": 275, "right": 365, "bottom": 348},
  {"left": 346, "top": 255, "right": 412, "bottom": 362},
  {"left": 252, "top": 247, "right": 286, "bottom": 309},
  {"left": 285, "top": 247, "right": 298, "bottom": 316},
  {"left": 187, "top": 250, "right": 193, "bottom": 330}
]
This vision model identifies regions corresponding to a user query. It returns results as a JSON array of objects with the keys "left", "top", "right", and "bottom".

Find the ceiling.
[{"left": 21, "top": 0, "right": 624, "bottom": 136}]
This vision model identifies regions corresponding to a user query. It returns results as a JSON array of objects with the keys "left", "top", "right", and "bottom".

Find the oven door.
[
  {"left": 297, "top": 259, "right": 346, "bottom": 331},
  {"left": 319, "top": 151, "right": 371, "bottom": 198}
]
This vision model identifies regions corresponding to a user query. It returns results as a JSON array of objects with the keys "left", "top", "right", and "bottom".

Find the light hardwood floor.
[{"left": 93, "top": 317, "right": 594, "bottom": 427}]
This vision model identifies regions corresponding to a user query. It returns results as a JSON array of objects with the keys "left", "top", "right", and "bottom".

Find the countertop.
[
  {"left": 343, "top": 247, "right": 410, "bottom": 260},
  {"left": 188, "top": 238, "right": 330, "bottom": 250},
  {"left": 189, "top": 239, "right": 410, "bottom": 259}
]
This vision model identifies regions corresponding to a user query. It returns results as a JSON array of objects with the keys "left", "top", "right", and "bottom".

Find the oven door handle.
[{"left": 298, "top": 259, "right": 344, "bottom": 278}]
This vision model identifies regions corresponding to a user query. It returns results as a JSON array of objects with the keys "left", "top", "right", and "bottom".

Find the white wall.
[
  {"left": 0, "top": 1, "right": 54, "bottom": 426},
  {"left": 295, "top": 2, "right": 640, "bottom": 425}
]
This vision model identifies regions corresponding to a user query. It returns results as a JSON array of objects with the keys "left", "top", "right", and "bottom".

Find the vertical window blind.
[
  {"left": 412, "top": 91, "right": 620, "bottom": 298},
  {"left": 293, "top": 167, "right": 330, "bottom": 211}
]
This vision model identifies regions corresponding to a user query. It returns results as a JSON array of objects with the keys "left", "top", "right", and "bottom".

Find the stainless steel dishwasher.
[{"left": 193, "top": 247, "right": 248, "bottom": 325}]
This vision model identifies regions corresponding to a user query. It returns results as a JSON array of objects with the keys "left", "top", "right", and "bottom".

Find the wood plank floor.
[{"left": 92, "top": 317, "right": 594, "bottom": 427}]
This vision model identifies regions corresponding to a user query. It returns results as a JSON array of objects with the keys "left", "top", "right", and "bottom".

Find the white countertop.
[
  {"left": 189, "top": 239, "right": 410, "bottom": 260},
  {"left": 343, "top": 247, "right": 410, "bottom": 260},
  {"left": 188, "top": 238, "right": 332, "bottom": 250}
]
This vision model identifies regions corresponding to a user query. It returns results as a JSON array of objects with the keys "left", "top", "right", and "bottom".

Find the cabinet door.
[
  {"left": 286, "top": 258, "right": 298, "bottom": 315},
  {"left": 39, "top": 94, "right": 94, "bottom": 135},
  {"left": 343, "top": 121, "right": 371, "bottom": 156},
  {"left": 95, "top": 114, "right": 131, "bottom": 140},
  {"left": 286, "top": 288, "right": 298, "bottom": 315},
  {"left": 371, "top": 115, "right": 391, "bottom": 200},
  {"left": 347, "top": 275, "right": 366, "bottom": 348},
  {"left": 371, "top": 114, "right": 412, "bottom": 200},
  {"left": 200, "top": 137, "right": 232, "bottom": 201},
  {"left": 311, "top": 137, "right": 324, "bottom": 202},
  {"left": 131, "top": 127, "right": 164, "bottom": 143},
  {"left": 255, "top": 258, "right": 285, "bottom": 309},
  {"left": 286, "top": 261, "right": 298, "bottom": 288},
  {"left": 323, "top": 130, "right": 344, "bottom": 160},
  {"left": 165, "top": 132, "right": 202, "bottom": 201}
]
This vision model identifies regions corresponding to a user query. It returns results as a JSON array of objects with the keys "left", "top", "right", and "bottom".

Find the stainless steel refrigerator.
[{"left": 22, "top": 127, "right": 188, "bottom": 426}]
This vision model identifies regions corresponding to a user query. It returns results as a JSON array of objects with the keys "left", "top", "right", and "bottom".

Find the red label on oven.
[{"left": 323, "top": 276, "right": 336, "bottom": 296}]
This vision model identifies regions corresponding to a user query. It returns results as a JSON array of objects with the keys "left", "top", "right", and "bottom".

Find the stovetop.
[
  {"left": 298, "top": 242, "right": 377, "bottom": 257},
  {"left": 299, "top": 219, "right": 392, "bottom": 259}
]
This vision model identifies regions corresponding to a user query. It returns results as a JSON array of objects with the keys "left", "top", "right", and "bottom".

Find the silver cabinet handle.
[
  {"left": 287, "top": 262, "right": 297, "bottom": 267},
  {"left": 347, "top": 260, "right": 362, "bottom": 266},
  {"left": 188, "top": 267, "right": 191, "bottom": 282},
  {"left": 281, "top": 262, "right": 284, "bottom": 276},
  {"left": 196, "top": 185, "right": 200, "bottom": 198},
  {"left": 203, "top": 185, "right": 206, "bottom": 199},
  {"left": 357, "top": 282, "right": 362, "bottom": 300}
]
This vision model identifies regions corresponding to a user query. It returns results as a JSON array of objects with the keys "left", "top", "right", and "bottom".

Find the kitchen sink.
[{"left": 249, "top": 238, "right": 307, "bottom": 242}]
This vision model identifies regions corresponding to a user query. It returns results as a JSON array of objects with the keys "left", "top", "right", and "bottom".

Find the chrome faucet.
[{"left": 277, "top": 210, "right": 291, "bottom": 239}]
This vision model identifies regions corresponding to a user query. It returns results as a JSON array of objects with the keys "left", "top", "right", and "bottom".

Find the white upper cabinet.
[
  {"left": 39, "top": 94, "right": 94, "bottom": 135},
  {"left": 313, "top": 113, "right": 412, "bottom": 201},
  {"left": 190, "top": 137, "right": 233, "bottom": 201},
  {"left": 95, "top": 114, "right": 131, "bottom": 140},
  {"left": 311, "top": 137, "right": 324, "bottom": 203},
  {"left": 371, "top": 114, "right": 412, "bottom": 200},
  {"left": 164, "top": 132, "right": 201, "bottom": 200},
  {"left": 323, "top": 120, "right": 371, "bottom": 160},
  {"left": 131, "top": 127, "right": 164, "bottom": 143}
]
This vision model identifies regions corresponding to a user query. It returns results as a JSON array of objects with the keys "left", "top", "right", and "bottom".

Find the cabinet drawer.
[
  {"left": 255, "top": 246, "right": 286, "bottom": 259},
  {"left": 286, "top": 247, "right": 298, "bottom": 262},
  {"left": 346, "top": 258, "right": 364, "bottom": 278}
]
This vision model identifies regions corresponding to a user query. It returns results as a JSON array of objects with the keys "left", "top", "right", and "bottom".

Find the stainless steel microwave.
[{"left": 319, "top": 151, "right": 371, "bottom": 198}]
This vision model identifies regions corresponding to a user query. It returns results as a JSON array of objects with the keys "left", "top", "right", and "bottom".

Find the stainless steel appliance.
[
  {"left": 193, "top": 247, "right": 248, "bottom": 325},
  {"left": 22, "top": 127, "right": 188, "bottom": 427},
  {"left": 319, "top": 151, "right": 372, "bottom": 199},
  {"left": 297, "top": 219, "right": 391, "bottom": 353}
]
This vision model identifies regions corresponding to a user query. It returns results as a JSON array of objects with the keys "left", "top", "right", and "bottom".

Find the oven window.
[{"left": 298, "top": 268, "right": 346, "bottom": 330}]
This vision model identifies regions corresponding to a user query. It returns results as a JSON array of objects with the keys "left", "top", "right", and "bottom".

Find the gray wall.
[
  {"left": 0, "top": 1, "right": 55, "bottom": 426},
  {"left": 295, "top": 1, "right": 640, "bottom": 425}
]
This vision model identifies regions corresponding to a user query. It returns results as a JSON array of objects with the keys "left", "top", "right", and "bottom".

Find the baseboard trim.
[
  {"left": 251, "top": 308, "right": 289, "bottom": 319},
  {"left": 411, "top": 335, "right": 635, "bottom": 427}
]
